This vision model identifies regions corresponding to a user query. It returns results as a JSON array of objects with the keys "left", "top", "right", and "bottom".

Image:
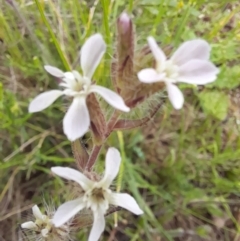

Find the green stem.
[
  {"left": 101, "top": 0, "right": 110, "bottom": 45},
  {"left": 34, "top": 0, "right": 70, "bottom": 70}
]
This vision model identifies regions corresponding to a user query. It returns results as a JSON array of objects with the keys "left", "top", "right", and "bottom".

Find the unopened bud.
[
  {"left": 118, "top": 12, "right": 131, "bottom": 35},
  {"left": 113, "top": 12, "right": 167, "bottom": 109},
  {"left": 117, "top": 12, "right": 133, "bottom": 50},
  {"left": 113, "top": 12, "right": 134, "bottom": 92}
]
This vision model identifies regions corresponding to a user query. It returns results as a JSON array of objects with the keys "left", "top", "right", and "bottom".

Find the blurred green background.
[{"left": 1, "top": 0, "right": 240, "bottom": 240}]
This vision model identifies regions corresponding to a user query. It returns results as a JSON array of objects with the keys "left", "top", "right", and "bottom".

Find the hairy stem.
[
  {"left": 105, "top": 110, "right": 121, "bottom": 138},
  {"left": 113, "top": 100, "right": 164, "bottom": 130}
]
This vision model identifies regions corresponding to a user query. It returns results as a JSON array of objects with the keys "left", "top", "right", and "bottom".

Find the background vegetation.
[{"left": 1, "top": 0, "right": 240, "bottom": 240}]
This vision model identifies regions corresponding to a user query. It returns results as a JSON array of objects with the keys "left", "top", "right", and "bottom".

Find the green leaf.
[
  {"left": 211, "top": 40, "right": 238, "bottom": 63},
  {"left": 199, "top": 91, "right": 229, "bottom": 120},
  {"left": 195, "top": 225, "right": 211, "bottom": 238},
  {"left": 208, "top": 66, "right": 240, "bottom": 89}
]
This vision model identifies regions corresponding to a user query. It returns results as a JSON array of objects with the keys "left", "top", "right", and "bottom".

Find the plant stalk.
[
  {"left": 85, "top": 145, "right": 102, "bottom": 171},
  {"left": 85, "top": 110, "right": 121, "bottom": 171}
]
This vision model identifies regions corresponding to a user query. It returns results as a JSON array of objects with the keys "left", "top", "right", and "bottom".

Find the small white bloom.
[
  {"left": 29, "top": 34, "right": 130, "bottom": 141},
  {"left": 138, "top": 37, "right": 219, "bottom": 109},
  {"left": 51, "top": 147, "right": 143, "bottom": 241},
  {"left": 21, "top": 205, "right": 52, "bottom": 237},
  {"left": 21, "top": 205, "right": 72, "bottom": 241}
]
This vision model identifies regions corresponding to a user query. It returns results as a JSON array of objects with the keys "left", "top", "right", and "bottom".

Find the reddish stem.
[
  {"left": 85, "top": 145, "right": 102, "bottom": 171},
  {"left": 85, "top": 111, "right": 121, "bottom": 171},
  {"left": 105, "top": 110, "right": 121, "bottom": 138}
]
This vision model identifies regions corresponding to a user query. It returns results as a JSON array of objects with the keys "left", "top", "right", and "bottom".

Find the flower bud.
[
  {"left": 113, "top": 12, "right": 134, "bottom": 90},
  {"left": 112, "top": 13, "right": 166, "bottom": 111},
  {"left": 118, "top": 12, "right": 131, "bottom": 35}
]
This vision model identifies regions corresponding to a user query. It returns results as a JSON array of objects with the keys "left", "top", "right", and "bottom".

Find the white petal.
[
  {"left": 44, "top": 65, "right": 64, "bottom": 77},
  {"left": 53, "top": 198, "right": 85, "bottom": 227},
  {"left": 178, "top": 59, "right": 219, "bottom": 85},
  {"left": 171, "top": 39, "right": 211, "bottom": 66},
  {"left": 63, "top": 96, "right": 90, "bottom": 141},
  {"left": 21, "top": 221, "right": 37, "bottom": 229},
  {"left": 41, "top": 229, "right": 49, "bottom": 237},
  {"left": 109, "top": 193, "right": 143, "bottom": 215},
  {"left": 80, "top": 34, "right": 106, "bottom": 79},
  {"left": 72, "top": 70, "right": 82, "bottom": 82},
  {"left": 89, "top": 85, "right": 130, "bottom": 112},
  {"left": 64, "top": 72, "right": 75, "bottom": 81},
  {"left": 138, "top": 68, "right": 165, "bottom": 83},
  {"left": 166, "top": 82, "right": 184, "bottom": 110},
  {"left": 28, "top": 90, "right": 63, "bottom": 113},
  {"left": 32, "top": 205, "right": 43, "bottom": 220},
  {"left": 62, "top": 72, "right": 78, "bottom": 89},
  {"left": 147, "top": 36, "right": 166, "bottom": 64},
  {"left": 72, "top": 70, "right": 90, "bottom": 85},
  {"left": 88, "top": 211, "right": 105, "bottom": 241},
  {"left": 99, "top": 147, "right": 121, "bottom": 188},
  {"left": 51, "top": 167, "right": 92, "bottom": 191},
  {"left": 59, "top": 83, "right": 69, "bottom": 88}
]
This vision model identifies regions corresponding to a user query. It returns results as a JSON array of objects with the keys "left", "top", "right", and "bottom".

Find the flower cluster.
[{"left": 24, "top": 12, "right": 219, "bottom": 241}]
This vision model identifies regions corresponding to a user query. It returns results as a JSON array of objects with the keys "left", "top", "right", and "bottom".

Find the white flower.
[
  {"left": 29, "top": 34, "right": 130, "bottom": 141},
  {"left": 138, "top": 37, "right": 219, "bottom": 109},
  {"left": 21, "top": 205, "right": 72, "bottom": 241},
  {"left": 21, "top": 205, "right": 53, "bottom": 238},
  {"left": 51, "top": 147, "right": 143, "bottom": 241}
]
